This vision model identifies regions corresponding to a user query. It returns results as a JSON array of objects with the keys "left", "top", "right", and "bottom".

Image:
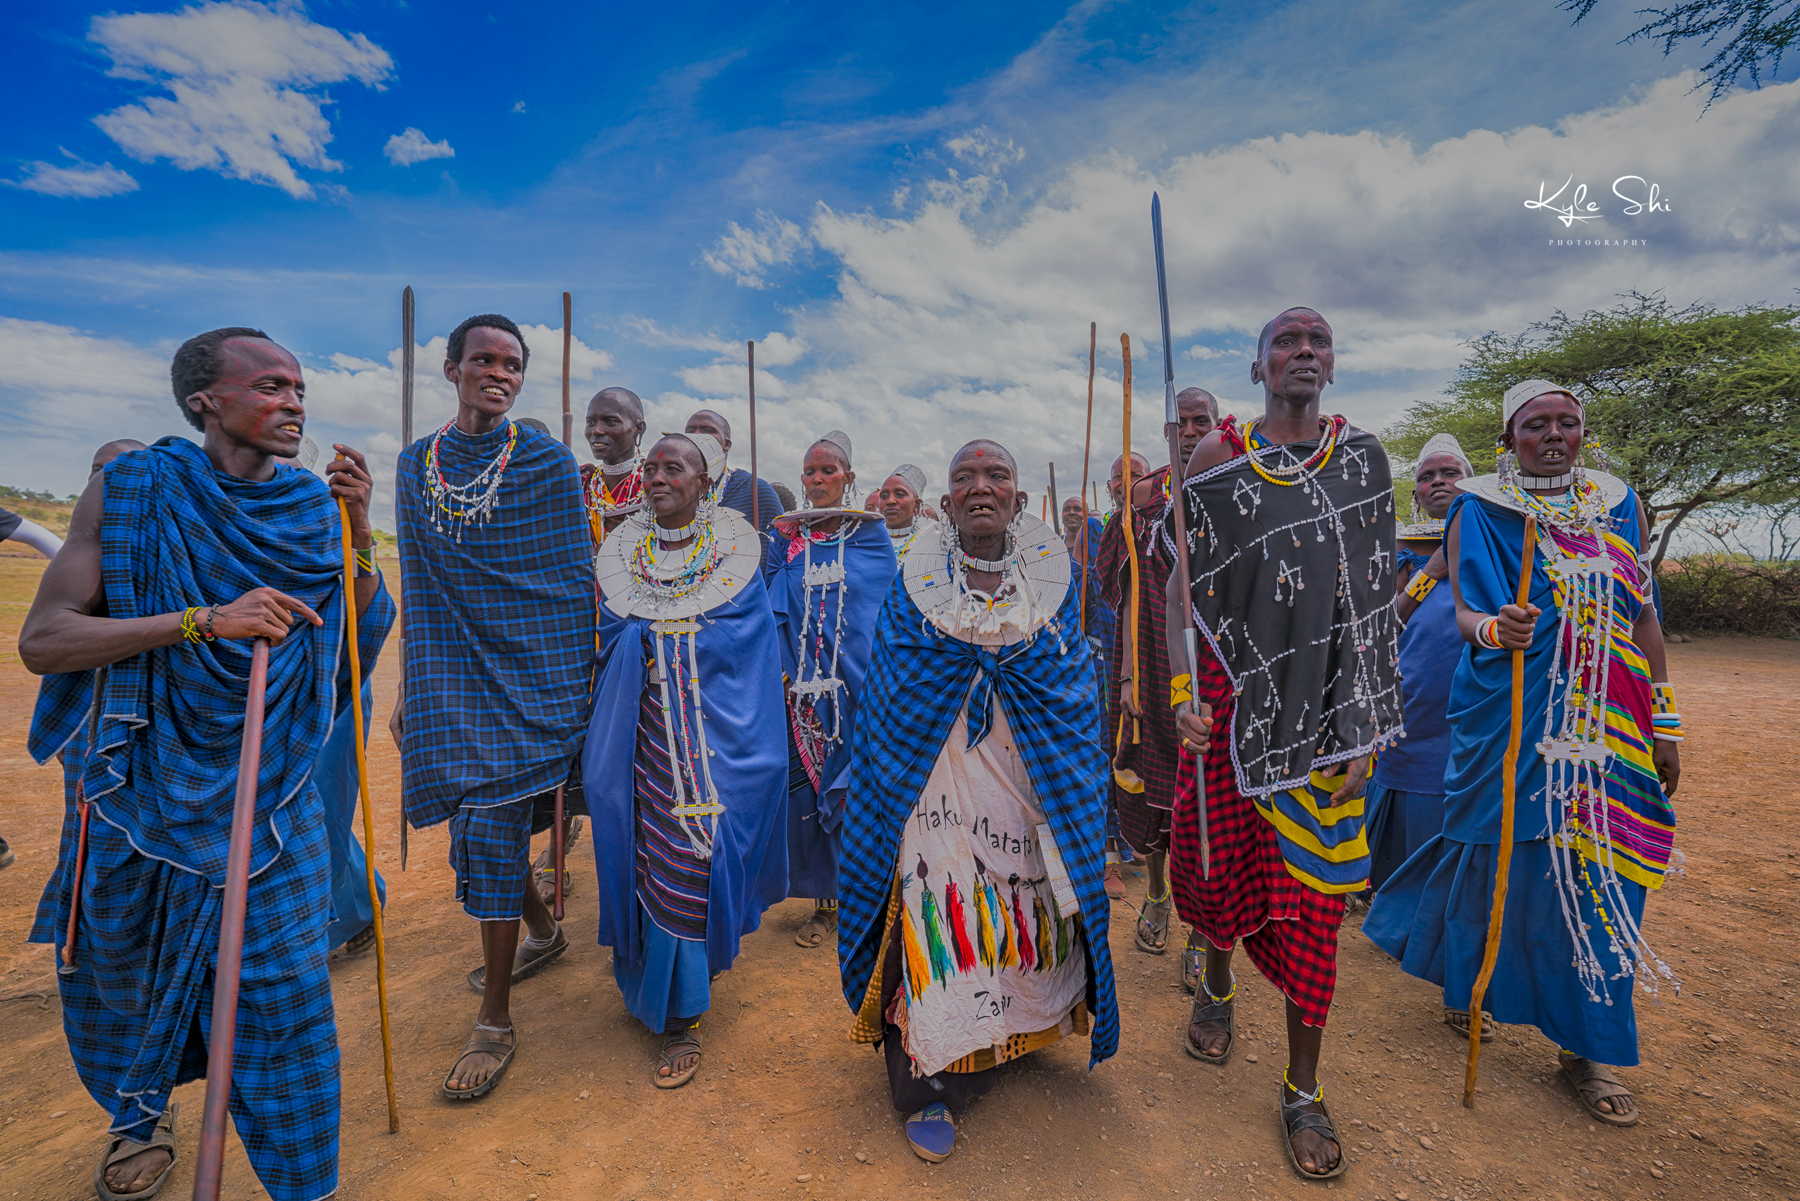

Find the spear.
[
  {"left": 1152, "top": 191, "right": 1208, "bottom": 877},
  {"left": 1048, "top": 462, "right": 1059, "bottom": 529},
  {"left": 561, "top": 291, "right": 573, "bottom": 448},
  {"left": 340, "top": 501, "right": 399, "bottom": 1133},
  {"left": 748, "top": 341, "right": 759, "bottom": 532},
  {"left": 1464, "top": 516, "right": 1538, "bottom": 1107},
  {"left": 192, "top": 637, "right": 270, "bottom": 1201},
  {"left": 398, "top": 286, "right": 413, "bottom": 871},
  {"left": 1077, "top": 322, "right": 1096, "bottom": 638}
]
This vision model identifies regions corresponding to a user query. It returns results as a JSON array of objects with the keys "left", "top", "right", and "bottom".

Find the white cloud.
[
  {"left": 6, "top": 154, "right": 139, "bottom": 198},
  {"left": 89, "top": 1, "right": 393, "bottom": 199},
  {"left": 691, "top": 73, "right": 1800, "bottom": 497},
  {"left": 383, "top": 127, "right": 454, "bottom": 166},
  {"left": 701, "top": 210, "right": 811, "bottom": 288},
  {"left": 511, "top": 100, "right": 527, "bottom": 114}
]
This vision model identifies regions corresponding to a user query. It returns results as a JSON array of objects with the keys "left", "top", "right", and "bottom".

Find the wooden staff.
[
  {"left": 398, "top": 285, "right": 414, "bottom": 870},
  {"left": 1077, "top": 322, "right": 1096, "bottom": 637},
  {"left": 60, "top": 667, "right": 106, "bottom": 968},
  {"left": 561, "top": 292, "right": 573, "bottom": 448},
  {"left": 748, "top": 341, "right": 759, "bottom": 531},
  {"left": 553, "top": 291, "right": 573, "bottom": 917},
  {"left": 1117, "top": 335, "right": 1143, "bottom": 767},
  {"left": 1047, "top": 462, "right": 1059, "bottom": 528},
  {"left": 193, "top": 637, "right": 270, "bottom": 1201},
  {"left": 340, "top": 501, "right": 400, "bottom": 1132},
  {"left": 1463, "top": 515, "right": 1539, "bottom": 1108}
]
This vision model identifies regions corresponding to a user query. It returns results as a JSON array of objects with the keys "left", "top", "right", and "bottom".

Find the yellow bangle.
[{"left": 1404, "top": 569, "right": 1437, "bottom": 602}]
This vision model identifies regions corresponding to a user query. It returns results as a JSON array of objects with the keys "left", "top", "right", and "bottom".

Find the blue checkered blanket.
[
  {"left": 395, "top": 420, "right": 594, "bottom": 827},
  {"left": 837, "top": 572, "right": 1119, "bottom": 1069}
]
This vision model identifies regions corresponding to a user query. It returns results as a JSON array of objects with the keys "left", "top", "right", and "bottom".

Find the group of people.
[{"left": 12, "top": 302, "right": 1682, "bottom": 1199}]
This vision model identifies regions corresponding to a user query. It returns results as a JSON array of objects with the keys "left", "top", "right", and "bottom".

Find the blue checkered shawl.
[
  {"left": 34, "top": 439, "right": 392, "bottom": 886},
  {"left": 396, "top": 421, "right": 594, "bottom": 827},
  {"left": 838, "top": 572, "right": 1119, "bottom": 1070}
]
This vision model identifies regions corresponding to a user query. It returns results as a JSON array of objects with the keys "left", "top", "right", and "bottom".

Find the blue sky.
[{"left": 4, "top": 0, "right": 1797, "bottom": 523}]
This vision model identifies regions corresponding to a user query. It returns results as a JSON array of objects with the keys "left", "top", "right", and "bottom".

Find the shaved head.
[
  {"left": 1256, "top": 308, "right": 1327, "bottom": 359},
  {"left": 687, "top": 409, "right": 731, "bottom": 442},
  {"left": 1176, "top": 386, "right": 1218, "bottom": 416},
  {"left": 951, "top": 439, "right": 1016, "bottom": 474},
  {"left": 592, "top": 386, "right": 644, "bottom": 421}
]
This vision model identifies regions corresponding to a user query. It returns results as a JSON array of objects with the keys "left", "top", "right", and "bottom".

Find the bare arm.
[{"left": 18, "top": 473, "right": 320, "bottom": 675}]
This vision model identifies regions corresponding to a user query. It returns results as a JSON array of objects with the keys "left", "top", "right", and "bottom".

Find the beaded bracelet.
[
  {"left": 1404, "top": 569, "right": 1438, "bottom": 602},
  {"left": 1475, "top": 616, "right": 1503, "bottom": 649},
  {"left": 180, "top": 607, "right": 203, "bottom": 644},
  {"left": 1651, "top": 682, "right": 1683, "bottom": 741},
  {"left": 353, "top": 544, "right": 378, "bottom": 579}
]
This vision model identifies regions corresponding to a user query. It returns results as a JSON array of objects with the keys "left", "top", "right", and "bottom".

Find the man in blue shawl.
[
  {"left": 764, "top": 429, "right": 897, "bottom": 949},
  {"left": 392, "top": 314, "right": 593, "bottom": 1102},
  {"left": 840, "top": 439, "right": 1118, "bottom": 1165},
  {"left": 20, "top": 327, "right": 394, "bottom": 1201},
  {"left": 586, "top": 431, "right": 788, "bottom": 1088},
  {"left": 685, "top": 408, "right": 783, "bottom": 532}
]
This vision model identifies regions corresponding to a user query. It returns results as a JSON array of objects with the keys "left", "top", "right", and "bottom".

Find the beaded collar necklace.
[
  {"left": 1242, "top": 416, "right": 1345, "bottom": 487},
  {"left": 424, "top": 417, "right": 518, "bottom": 542},
  {"left": 1518, "top": 470, "right": 1574, "bottom": 491},
  {"left": 601, "top": 452, "right": 642, "bottom": 476},
  {"left": 651, "top": 514, "right": 702, "bottom": 542},
  {"left": 628, "top": 518, "right": 722, "bottom": 605}
]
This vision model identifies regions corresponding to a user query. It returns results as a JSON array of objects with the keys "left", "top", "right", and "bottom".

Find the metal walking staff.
[
  {"left": 1151, "top": 192, "right": 1209, "bottom": 877},
  {"left": 1463, "top": 516, "right": 1539, "bottom": 1108},
  {"left": 192, "top": 637, "right": 270, "bottom": 1201}
]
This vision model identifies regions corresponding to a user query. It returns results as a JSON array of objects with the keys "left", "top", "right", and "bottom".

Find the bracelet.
[
  {"left": 1170, "top": 672, "right": 1192, "bottom": 707},
  {"left": 180, "top": 607, "right": 204, "bottom": 644},
  {"left": 204, "top": 606, "right": 217, "bottom": 640},
  {"left": 1651, "top": 682, "right": 1683, "bottom": 740},
  {"left": 1404, "top": 569, "right": 1438, "bottom": 603},
  {"left": 1475, "top": 616, "right": 1503, "bottom": 649},
  {"left": 353, "top": 544, "right": 378, "bottom": 579}
]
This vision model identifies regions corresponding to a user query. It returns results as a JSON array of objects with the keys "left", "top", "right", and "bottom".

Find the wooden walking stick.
[
  {"left": 748, "top": 341, "right": 760, "bottom": 532},
  {"left": 1151, "top": 192, "right": 1209, "bottom": 876},
  {"left": 1463, "top": 515, "right": 1538, "bottom": 1108},
  {"left": 398, "top": 285, "right": 414, "bottom": 871},
  {"left": 193, "top": 637, "right": 270, "bottom": 1201},
  {"left": 1077, "top": 322, "right": 1096, "bottom": 637},
  {"left": 552, "top": 290, "right": 574, "bottom": 920},
  {"left": 341, "top": 501, "right": 400, "bottom": 1133},
  {"left": 59, "top": 666, "right": 106, "bottom": 970},
  {"left": 1114, "top": 335, "right": 1146, "bottom": 792},
  {"left": 1048, "top": 462, "right": 1059, "bottom": 527}
]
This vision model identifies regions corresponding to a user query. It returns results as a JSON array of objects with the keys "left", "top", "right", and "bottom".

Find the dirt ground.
[{"left": 0, "top": 549, "right": 1795, "bottom": 1201}]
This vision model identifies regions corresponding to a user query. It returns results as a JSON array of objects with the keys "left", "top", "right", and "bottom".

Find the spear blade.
[{"left": 1152, "top": 192, "right": 1177, "bottom": 426}]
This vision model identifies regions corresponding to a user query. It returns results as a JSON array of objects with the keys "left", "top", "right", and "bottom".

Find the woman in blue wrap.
[
  {"left": 1367, "top": 381, "right": 1681, "bottom": 1128},
  {"left": 587, "top": 431, "right": 788, "bottom": 1090},
  {"left": 763, "top": 430, "right": 898, "bottom": 949},
  {"left": 839, "top": 439, "right": 1117, "bottom": 1165}
]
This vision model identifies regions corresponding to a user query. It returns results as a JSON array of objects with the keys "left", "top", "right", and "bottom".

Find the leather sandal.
[
  {"left": 93, "top": 1102, "right": 179, "bottom": 1200},
  {"left": 1559, "top": 1050, "right": 1640, "bottom": 1126},
  {"left": 1184, "top": 970, "right": 1235, "bottom": 1064},
  {"left": 655, "top": 1025, "right": 702, "bottom": 1089},
  {"left": 442, "top": 1024, "right": 516, "bottom": 1101},
  {"left": 467, "top": 922, "right": 567, "bottom": 992},
  {"left": 1280, "top": 1076, "right": 1347, "bottom": 1179}
]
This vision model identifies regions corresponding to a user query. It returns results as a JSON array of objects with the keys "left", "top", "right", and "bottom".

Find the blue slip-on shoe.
[{"left": 905, "top": 1102, "right": 955, "bottom": 1163}]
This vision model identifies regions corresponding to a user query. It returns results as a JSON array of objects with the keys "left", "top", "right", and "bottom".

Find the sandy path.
[{"left": 0, "top": 551, "right": 1793, "bottom": 1200}]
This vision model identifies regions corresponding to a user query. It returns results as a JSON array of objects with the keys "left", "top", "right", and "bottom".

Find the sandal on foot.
[
  {"left": 1181, "top": 942, "right": 1204, "bottom": 995},
  {"left": 1183, "top": 971, "right": 1235, "bottom": 1064},
  {"left": 1280, "top": 1078, "right": 1347, "bottom": 1180},
  {"left": 1559, "top": 1050, "right": 1639, "bottom": 1126},
  {"left": 94, "top": 1102, "right": 178, "bottom": 1200},
  {"left": 1135, "top": 895, "right": 1171, "bottom": 954},
  {"left": 905, "top": 1102, "right": 955, "bottom": 1163},
  {"left": 1445, "top": 1007, "right": 1496, "bottom": 1043},
  {"left": 655, "top": 1026, "right": 702, "bottom": 1089},
  {"left": 795, "top": 908, "right": 838, "bottom": 948},
  {"left": 342, "top": 922, "right": 377, "bottom": 956},
  {"left": 442, "top": 1024, "right": 515, "bottom": 1101},
  {"left": 466, "top": 922, "right": 568, "bottom": 993}
]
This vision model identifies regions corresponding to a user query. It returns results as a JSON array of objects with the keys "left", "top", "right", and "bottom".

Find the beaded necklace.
[
  {"left": 584, "top": 454, "right": 644, "bottom": 516},
  {"left": 791, "top": 525, "right": 852, "bottom": 744},
  {"left": 1496, "top": 470, "right": 1609, "bottom": 538},
  {"left": 627, "top": 518, "right": 723, "bottom": 610},
  {"left": 890, "top": 522, "right": 924, "bottom": 560},
  {"left": 1242, "top": 416, "right": 1344, "bottom": 486},
  {"left": 424, "top": 418, "right": 518, "bottom": 542}
]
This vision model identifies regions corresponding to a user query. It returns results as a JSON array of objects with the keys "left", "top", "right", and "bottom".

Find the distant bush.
[{"left": 1657, "top": 555, "right": 1800, "bottom": 637}]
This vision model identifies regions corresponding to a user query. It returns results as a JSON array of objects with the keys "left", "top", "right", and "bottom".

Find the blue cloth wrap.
[
  {"left": 1376, "top": 546, "right": 1462, "bottom": 792},
  {"left": 584, "top": 572, "right": 789, "bottom": 986},
  {"left": 839, "top": 572, "right": 1119, "bottom": 1071},
  {"left": 314, "top": 680, "right": 385, "bottom": 949},
  {"left": 764, "top": 517, "right": 896, "bottom": 897},
  {"left": 395, "top": 421, "right": 594, "bottom": 827},
  {"left": 720, "top": 468, "right": 785, "bottom": 533}
]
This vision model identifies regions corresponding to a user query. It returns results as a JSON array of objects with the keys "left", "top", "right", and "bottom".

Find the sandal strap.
[
  {"left": 1283, "top": 1109, "right": 1340, "bottom": 1143},
  {"left": 1190, "top": 991, "right": 1235, "bottom": 1027}
]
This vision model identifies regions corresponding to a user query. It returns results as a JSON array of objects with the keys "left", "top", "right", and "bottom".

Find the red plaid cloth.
[
  {"left": 1168, "top": 645, "right": 1345, "bottom": 1028},
  {"left": 1097, "top": 476, "right": 1181, "bottom": 830}
]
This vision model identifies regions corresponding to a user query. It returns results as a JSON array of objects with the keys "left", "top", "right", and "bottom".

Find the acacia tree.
[
  {"left": 1563, "top": 0, "right": 1798, "bottom": 105},
  {"left": 1384, "top": 292, "right": 1800, "bottom": 567}
]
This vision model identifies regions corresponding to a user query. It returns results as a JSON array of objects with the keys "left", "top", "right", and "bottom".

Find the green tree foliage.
[
  {"left": 1384, "top": 292, "right": 1800, "bottom": 566},
  {"left": 1563, "top": 1, "right": 1798, "bottom": 105}
]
